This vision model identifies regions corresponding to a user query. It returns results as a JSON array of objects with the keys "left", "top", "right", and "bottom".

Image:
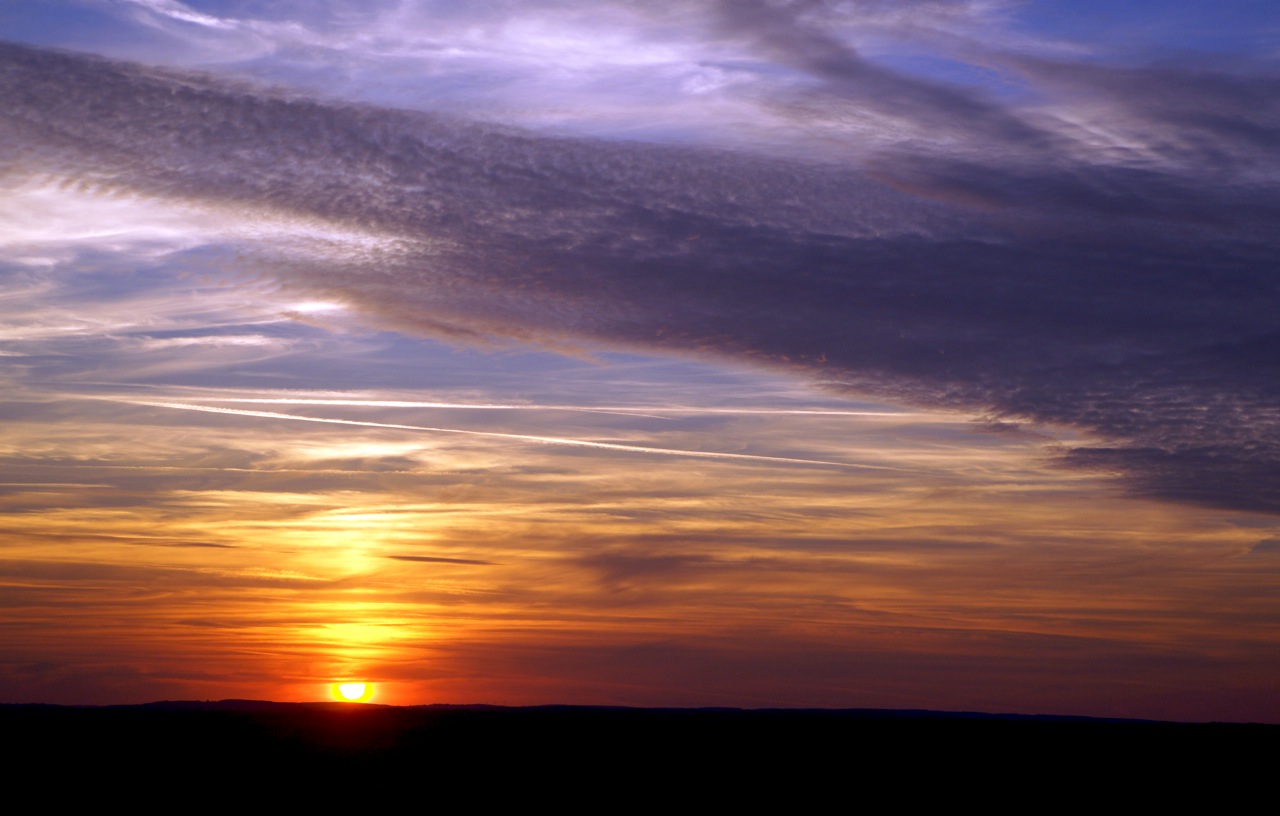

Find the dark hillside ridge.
[{"left": 5, "top": 701, "right": 1272, "bottom": 781}]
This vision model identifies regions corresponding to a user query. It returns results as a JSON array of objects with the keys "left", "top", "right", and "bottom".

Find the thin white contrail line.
[
  {"left": 193, "top": 399, "right": 673, "bottom": 420},
  {"left": 0, "top": 482, "right": 114, "bottom": 488},
  {"left": 187, "top": 397, "right": 932, "bottom": 418},
  {"left": 131, "top": 401, "right": 907, "bottom": 471}
]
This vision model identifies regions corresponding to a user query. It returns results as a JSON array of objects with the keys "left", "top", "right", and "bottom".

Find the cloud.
[
  {"left": 2, "top": 39, "right": 1278, "bottom": 514},
  {"left": 387, "top": 555, "right": 497, "bottom": 566},
  {"left": 703, "top": 0, "right": 1059, "bottom": 151},
  {"left": 1251, "top": 537, "right": 1280, "bottom": 556}
]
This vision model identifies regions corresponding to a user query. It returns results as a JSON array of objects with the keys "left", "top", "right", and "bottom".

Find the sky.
[{"left": 1, "top": 0, "right": 1278, "bottom": 722}]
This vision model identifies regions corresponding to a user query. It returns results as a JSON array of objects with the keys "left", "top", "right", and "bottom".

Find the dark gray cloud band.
[{"left": 3, "top": 41, "right": 1278, "bottom": 513}]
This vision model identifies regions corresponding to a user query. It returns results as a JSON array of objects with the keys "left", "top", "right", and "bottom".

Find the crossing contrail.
[
  {"left": 188, "top": 396, "right": 940, "bottom": 419},
  {"left": 131, "top": 400, "right": 909, "bottom": 470}
]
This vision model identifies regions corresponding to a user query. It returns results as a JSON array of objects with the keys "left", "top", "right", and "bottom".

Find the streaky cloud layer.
[
  {"left": 5, "top": 1, "right": 1280, "bottom": 723},
  {"left": 1, "top": 32, "right": 1278, "bottom": 516}
]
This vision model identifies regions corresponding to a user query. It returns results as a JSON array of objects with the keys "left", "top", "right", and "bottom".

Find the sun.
[{"left": 330, "top": 681, "right": 375, "bottom": 703}]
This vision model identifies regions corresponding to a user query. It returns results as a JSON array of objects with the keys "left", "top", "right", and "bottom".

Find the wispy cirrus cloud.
[
  {"left": 5, "top": 3, "right": 1280, "bottom": 719},
  {"left": 3, "top": 34, "right": 1277, "bottom": 512}
]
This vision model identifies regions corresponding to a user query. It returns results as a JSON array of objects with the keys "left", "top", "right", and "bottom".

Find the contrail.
[
  {"left": 187, "top": 396, "right": 935, "bottom": 419},
  {"left": 0, "top": 482, "right": 114, "bottom": 488},
  {"left": 197, "top": 398, "right": 672, "bottom": 420},
  {"left": 131, "top": 401, "right": 908, "bottom": 471}
]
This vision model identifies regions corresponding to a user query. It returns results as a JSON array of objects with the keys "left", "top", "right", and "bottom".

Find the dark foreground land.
[{"left": 5, "top": 702, "right": 1273, "bottom": 798}]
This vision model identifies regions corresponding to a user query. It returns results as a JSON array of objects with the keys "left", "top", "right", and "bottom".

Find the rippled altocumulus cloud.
[{"left": 3, "top": 5, "right": 1279, "bottom": 516}]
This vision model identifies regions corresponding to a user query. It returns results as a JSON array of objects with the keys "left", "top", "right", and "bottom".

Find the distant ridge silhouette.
[
  {"left": 86, "top": 699, "right": 1200, "bottom": 724},
  {"left": 5, "top": 700, "right": 1271, "bottom": 801}
]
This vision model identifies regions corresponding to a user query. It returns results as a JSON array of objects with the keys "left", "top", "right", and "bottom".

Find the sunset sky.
[{"left": 2, "top": 1, "right": 1278, "bottom": 722}]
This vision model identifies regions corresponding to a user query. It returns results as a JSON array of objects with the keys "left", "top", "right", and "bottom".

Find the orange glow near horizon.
[
  {"left": 3, "top": 364, "right": 1280, "bottom": 723},
  {"left": 332, "top": 682, "right": 375, "bottom": 703}
]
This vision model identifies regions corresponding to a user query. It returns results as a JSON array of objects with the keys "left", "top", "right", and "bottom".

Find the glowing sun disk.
[{"left": 331, "top": 681, "right": 373, "bottom": 702}]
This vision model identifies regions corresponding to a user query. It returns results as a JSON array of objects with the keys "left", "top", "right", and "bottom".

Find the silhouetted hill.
[{"left": 4, "top": 701, "right": 1272, "bottom": 799}]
